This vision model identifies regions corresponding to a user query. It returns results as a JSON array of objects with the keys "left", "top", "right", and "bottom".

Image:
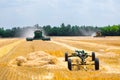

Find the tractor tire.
[
  {"left": 92, "top": 52, "right": 95, "bottom": 61},
  {"left": 65, "top": 53, "right": 68, "bottom": 61},
  {"left": 95, "top": 58, "right": 99, "bottom": 70},
  {"left": 68, "top": 59, "right": 72, "bottom": 70}
]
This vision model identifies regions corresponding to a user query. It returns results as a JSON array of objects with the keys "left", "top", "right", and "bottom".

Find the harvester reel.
[
  {"left": 42, "top": 37, "right": 51, "bottom": 41},
  {"left": 26, "top": 38, "right": 33, "bottom": 41}
]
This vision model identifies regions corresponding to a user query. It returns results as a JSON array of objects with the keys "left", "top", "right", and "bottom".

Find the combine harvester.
[
  {"left": 93, "top": 31, "right": 105, "bottom": 37},
  {"left": 26, "top": 30, "right": 50, "bottom": 41},
  {"left": 65, "top": 50, "right": 99, "bottom": 71}
]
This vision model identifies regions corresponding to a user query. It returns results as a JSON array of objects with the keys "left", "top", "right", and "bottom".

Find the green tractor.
[
  {"left": 65, "top": 50, "right": 99, "bottom": 71},
  {"left": 26, "top": 30, "right": 50, "bottom": 41}
]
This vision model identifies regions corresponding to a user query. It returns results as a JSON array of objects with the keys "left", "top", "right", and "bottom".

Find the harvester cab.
[
  {"left": 34, "top": 30, "right": 43, "bottom": 39},
  {"left": 26, "top": 30, "right": 50, "bottom": 41}
]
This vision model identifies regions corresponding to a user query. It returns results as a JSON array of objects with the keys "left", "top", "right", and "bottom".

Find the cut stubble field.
[{"left": 0, "top": 37, "right": 120, "bottom": 80}]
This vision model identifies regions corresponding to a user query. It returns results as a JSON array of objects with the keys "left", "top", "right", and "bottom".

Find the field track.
[{"left": 0, "top": 37, "right": 120, "bottom": 80}]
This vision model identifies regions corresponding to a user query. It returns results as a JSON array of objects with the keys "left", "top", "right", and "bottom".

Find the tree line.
[
  {"left": 43, "top": 23, "right": 99, "bottom": 36},
  {"left": 0, "top": 23, "right": 120, "bottom": 37},
  {"left": 100, "top": 25, "right": 120, "bottom": 36}
]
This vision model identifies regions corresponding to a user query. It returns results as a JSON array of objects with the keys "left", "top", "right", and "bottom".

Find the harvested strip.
[{"left": 0, "top": 40, "right": 24, "bottom": 57}]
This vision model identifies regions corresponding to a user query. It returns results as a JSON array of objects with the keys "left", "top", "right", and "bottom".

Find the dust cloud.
[{"left": 15, "top": 27, "right": 46, "bottom": 38}]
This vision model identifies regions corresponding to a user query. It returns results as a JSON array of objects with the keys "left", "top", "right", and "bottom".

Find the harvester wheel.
[
  {"left": 65, "top": 53, "right": 68, "bottom": 61},
  {"left": 92, "top": 52, "right": 95, "bottom": 61},
  {"left": 68, "top": 59, "right": 72, "bottom": 70},
  {"left": 95, "top": 58, "right": 99, "bottom": 70}
]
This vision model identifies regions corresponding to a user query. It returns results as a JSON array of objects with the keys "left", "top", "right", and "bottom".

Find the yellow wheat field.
[{"left": 0, "top": 37, "right": 120, "bottom": 80}]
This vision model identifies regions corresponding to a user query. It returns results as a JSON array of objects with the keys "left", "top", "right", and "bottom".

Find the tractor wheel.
[
  {"left": 65, "top": 53, "right": 68, "bottom": 61},
  {"left": 92, "top": 52, "right": 95, "bottom": 61},
  {"left": 95, "top": 58, "right": 99, "bottom": 70},
  {"left": 68, "top": 59, "right": 72, "bottom": 70}
]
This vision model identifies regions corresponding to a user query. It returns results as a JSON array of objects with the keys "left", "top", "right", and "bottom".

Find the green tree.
[{"left": 0, "top": 28, "right": 4, "bottom": 37}]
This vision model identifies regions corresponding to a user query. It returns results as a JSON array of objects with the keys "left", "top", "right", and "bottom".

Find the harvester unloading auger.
[
  {"left": 65, "top": 50, "right": 99, "bottom": 71},
  {"left": 26, "top": 30, "right": 50, "bottom": 41}
]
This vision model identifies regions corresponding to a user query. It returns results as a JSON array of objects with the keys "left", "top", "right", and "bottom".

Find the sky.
[{"left": 0, "top": 0, "right": 120, "bottom": 28}]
